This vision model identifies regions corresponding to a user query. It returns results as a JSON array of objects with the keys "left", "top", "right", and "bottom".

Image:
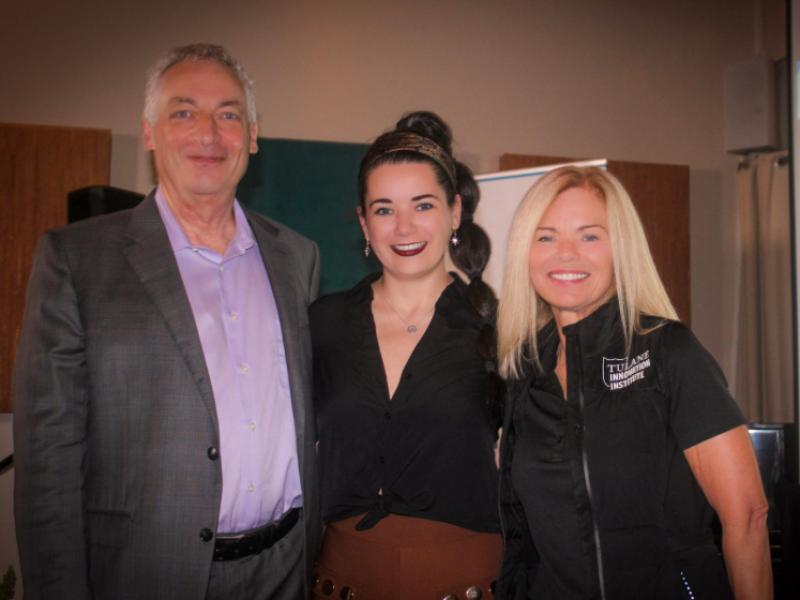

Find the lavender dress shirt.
[{"left": 155, "top": 189, "right": 302, "bottom": 533}]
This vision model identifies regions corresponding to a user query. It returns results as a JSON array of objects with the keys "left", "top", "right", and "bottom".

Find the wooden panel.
[
  {"left": 499, "top": 154, "right": 691, "bottom": 325},
  {"left": 0, "top": 123, "right": 111, "bottom": 412}
]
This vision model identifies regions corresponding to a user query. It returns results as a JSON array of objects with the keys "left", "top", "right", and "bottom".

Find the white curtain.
[{"left": 735, "top": 151, "right": 793, "bottom": 423}]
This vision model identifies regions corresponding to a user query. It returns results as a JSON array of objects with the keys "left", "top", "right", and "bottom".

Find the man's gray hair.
[{"left": 143, "top": 43, "right": 257, "bottom": 125}]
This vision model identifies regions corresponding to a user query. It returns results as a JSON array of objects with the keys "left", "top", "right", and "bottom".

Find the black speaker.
[{"left": 68, "top": 186, "right": 145, "bottom": 223}]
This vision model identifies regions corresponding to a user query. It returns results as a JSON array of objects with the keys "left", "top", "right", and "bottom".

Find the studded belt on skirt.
[{"left": 312, "top": 513, "right": 502, "bottom": 600}]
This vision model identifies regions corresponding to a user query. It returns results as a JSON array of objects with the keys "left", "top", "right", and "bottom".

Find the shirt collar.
[{"left": 154, "top": 186, "right": 256, "bottom": 257}]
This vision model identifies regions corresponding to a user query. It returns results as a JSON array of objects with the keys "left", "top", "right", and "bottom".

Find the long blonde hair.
[{"left": 497, "top": 166, "right": 678, "bottom": 379}]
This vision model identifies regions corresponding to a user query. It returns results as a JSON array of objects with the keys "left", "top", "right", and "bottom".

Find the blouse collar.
[{"left": 344, "top": 271, "right": 479, "bottom": 332}]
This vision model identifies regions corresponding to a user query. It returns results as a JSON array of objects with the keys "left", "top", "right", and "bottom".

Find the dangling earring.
[
  {"left": 364, "top": 240, "right": 371, "bottom": 257},
  {"left": 450, "top": 230, "right": 460, "bottom": 247}
]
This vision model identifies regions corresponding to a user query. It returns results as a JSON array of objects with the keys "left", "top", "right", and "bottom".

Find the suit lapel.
[
  {"left": 122, "top": 194, "right": 219, "bottom": 431},
  {"left": 248, "top": 214, "right": 307, "bottom": 473}
]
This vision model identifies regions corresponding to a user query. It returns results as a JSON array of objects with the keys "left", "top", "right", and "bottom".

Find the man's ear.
[
  {"left": 249, "top": 121, "right": 258, "bottom": 154},
  {"left": 142, "top": 118, "right": 155, "bottom": 151}
]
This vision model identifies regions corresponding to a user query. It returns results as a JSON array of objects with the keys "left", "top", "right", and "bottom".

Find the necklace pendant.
[{"left": 407, "top": 324, "right": 418, "bottom": 334}]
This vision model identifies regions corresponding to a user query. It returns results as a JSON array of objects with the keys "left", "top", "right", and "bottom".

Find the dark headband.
[{"left": 367, "top": 131, "right": 457, "bottom": 189}]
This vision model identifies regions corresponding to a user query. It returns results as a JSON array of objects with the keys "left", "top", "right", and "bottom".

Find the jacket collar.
[
  {"left": 561, "top": 298, "right": 624, "bottom": 355},
  {"left": 536, "top": 297, "right": 626, "bottom": 371}
]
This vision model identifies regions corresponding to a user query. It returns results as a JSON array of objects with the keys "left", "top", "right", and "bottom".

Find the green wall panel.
[{"left": 237, "top": 137, "right": 377, "bottom": 295}]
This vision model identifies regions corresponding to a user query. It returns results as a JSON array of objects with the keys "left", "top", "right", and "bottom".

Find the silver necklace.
[{"left": 380, "top": 292, "right": 435, "bottom": 334}]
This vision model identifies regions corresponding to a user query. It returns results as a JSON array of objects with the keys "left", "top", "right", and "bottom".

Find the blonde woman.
[{"left": 496, "top": 166, "right": 771, "bottom": 599}]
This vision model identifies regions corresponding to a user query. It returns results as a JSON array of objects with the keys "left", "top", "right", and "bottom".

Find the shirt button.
[
  {"left": 247, "top": 482, "right": 255, "bottom": 493},
  {"left": 379, "top": 455, "right": 385, "bottom": 464},
  {"left": 239, "top": 364, "right": 250, "bottom": 374},
  {"left": 230, "top": 311, "right": 239, "bottom": 321},
  {"left": 199, "top": 527, "right": 213, "bottom": 542},
  {"left": 248, "top": 420, "right": 256, "bottom": 431},
  {"left": 207, "top": 446, "right": 219, "bottom": 460},
  {"left": 219, "top": 265, "right": 225, "bottom": 272}
]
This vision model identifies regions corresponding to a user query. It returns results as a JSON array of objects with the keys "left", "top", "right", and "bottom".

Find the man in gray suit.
[{"left": 13, "top": 43, "right": 320, "bottom": 599}]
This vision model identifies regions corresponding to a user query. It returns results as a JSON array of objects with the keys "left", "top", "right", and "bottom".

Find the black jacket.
[{"left": 497, "top": 300, "right": 745, "bottom": 599}]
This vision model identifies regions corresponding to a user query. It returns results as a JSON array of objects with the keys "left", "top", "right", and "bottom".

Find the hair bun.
[{"left": 395, "top": 111, "right": 453, "bottom": 154}]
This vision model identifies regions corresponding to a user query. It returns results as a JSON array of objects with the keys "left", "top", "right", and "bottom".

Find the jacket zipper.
[
  {"left": 679, "top": 571, "right": 697, "bottom": 599},
  {"left": 576, "top": 368, "right": 607, "bottom": 600}
]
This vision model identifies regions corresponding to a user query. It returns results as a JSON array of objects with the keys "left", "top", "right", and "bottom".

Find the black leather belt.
[{"left": 213, "top": 507, "right": 301, "bottom": 561}]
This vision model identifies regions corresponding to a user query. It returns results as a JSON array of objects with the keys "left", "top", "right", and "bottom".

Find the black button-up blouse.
[{"left": 310, "top": 273, "right": 500, "bottom": 532}]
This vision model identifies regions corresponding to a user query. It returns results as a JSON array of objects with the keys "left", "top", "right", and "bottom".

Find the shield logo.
[{"left": 602, "top": 357, "right": 627, "bottom": 388}]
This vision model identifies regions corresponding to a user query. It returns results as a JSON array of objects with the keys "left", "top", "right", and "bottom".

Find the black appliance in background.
[{"left": 68, "top": 185, "right": 144, "bottom": 223}]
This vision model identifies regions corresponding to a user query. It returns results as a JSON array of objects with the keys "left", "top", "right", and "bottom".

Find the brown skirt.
[{"left": 312, "top": 514, "right": 502, "bottom": 600}]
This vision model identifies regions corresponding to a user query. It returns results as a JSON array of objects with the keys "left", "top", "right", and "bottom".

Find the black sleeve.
[
  {"left": 309, "top": 293, "right": 344, "bottom": 442},
  {"left": 309, "top": 293, "right": 342, "bottom": 348},
  {"left": 496, "top": 376, "right": 538, "bottom": 600},
  {"left": 657, "top": 322, "right": 747, "bottom": 450}
]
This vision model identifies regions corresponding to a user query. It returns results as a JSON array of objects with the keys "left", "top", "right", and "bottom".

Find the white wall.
[
  {"left": 0, "top": 0, "right": 760, "bottom": 361},
  {"left": 0, "top": 0, "right": 780, "bottom": 588}
]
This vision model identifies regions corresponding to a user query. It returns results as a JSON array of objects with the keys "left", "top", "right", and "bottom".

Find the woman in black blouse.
[{"left": 310, "top": 111, "right": 503, "bottom": 599}]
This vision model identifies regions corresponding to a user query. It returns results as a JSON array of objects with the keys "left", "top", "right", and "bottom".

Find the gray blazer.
[{"left": 12, "top": 194, "right": 321, "bottom": 599}]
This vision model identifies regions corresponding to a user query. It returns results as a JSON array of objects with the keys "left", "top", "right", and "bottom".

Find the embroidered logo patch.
[{"left": 602, "top": 350, "right": 651, "bottom": 390}]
